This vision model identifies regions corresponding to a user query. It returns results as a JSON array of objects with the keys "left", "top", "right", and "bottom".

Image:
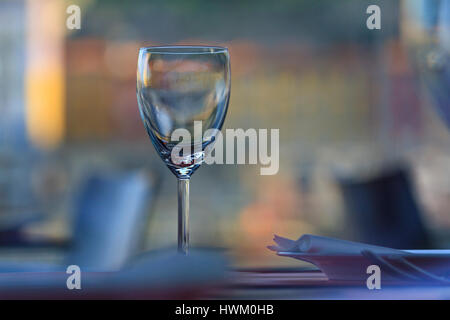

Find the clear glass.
[
  {"left": 402, "top": 1, "right": 449, "bottom": 127},
  {"left": 136, "top": 46, "right": 231, "bottom": 254}
]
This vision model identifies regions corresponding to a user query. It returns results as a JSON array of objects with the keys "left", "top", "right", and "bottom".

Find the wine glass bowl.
[
  {"left": 136, "top": 46, "right": 230, "bottom": 254},
  {"left": 137, "top": 46, "right": 230, "bottom": 178}
]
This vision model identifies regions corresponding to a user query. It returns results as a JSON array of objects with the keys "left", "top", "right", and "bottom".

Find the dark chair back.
[{"left": 338, "top": 167, "right": 431, "bottom": 249}]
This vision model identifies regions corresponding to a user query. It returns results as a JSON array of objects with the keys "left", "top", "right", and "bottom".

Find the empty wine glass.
[
  {"left": 136, "top": 46, "right": 230, "bottom": 254},
  {"left": 402, "top": 1, "right": 450, "bottom": 127}
]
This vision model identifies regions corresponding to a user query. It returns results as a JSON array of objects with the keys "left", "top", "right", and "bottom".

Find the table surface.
[
  {"left": 1, "top": 268, "right": 450, "bottom": 300},
  {"left": 222, "top": 270, "right": 450, "bottom": 299}
]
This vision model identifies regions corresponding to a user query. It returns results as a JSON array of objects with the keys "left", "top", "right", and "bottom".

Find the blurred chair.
[
  {"left": 66, "top": 170, "right": 153, "bottom": 271},
  {"left": 337, "top": 166, "right": 431, "bottom": 249},
  {"left": 0, "top": 151, "right": 44, "bottom": 244},
  {"left": 0, "top": 169, "right": 156, "bottom": 272}
]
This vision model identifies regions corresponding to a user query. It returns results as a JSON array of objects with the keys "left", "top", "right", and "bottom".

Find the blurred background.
[{"left": 0, "top": 0, "right": 449, "bottom": 270}]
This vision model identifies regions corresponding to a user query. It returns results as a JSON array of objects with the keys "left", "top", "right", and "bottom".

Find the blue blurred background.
[{"left": 0, "top": 0, "right": 449, "bottom": 270}]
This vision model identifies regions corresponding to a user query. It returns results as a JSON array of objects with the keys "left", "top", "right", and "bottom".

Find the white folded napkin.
[
  {"left": 268, "top": 234, "right": 408, "bottom": 256},
  {"left": 268, "top": 234, "right": 450, "bottom": 282}
]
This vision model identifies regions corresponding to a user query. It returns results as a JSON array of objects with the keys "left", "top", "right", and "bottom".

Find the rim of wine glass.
[{"left": 139, "top": 45, "right": 228, "bottom": 54}]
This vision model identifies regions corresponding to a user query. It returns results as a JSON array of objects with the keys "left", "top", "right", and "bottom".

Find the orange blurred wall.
[{"left": 25, "top": 0, "right": 65, "bottom": 149}]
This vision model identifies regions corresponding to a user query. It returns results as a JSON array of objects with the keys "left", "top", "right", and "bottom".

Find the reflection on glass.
[{"left": 402, "top": 0, "right": 450, "bottom": 127}]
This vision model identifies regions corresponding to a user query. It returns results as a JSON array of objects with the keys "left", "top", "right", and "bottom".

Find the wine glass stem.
[{"left": 177, "top": 178, "right": 190, "bottom": 254}]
